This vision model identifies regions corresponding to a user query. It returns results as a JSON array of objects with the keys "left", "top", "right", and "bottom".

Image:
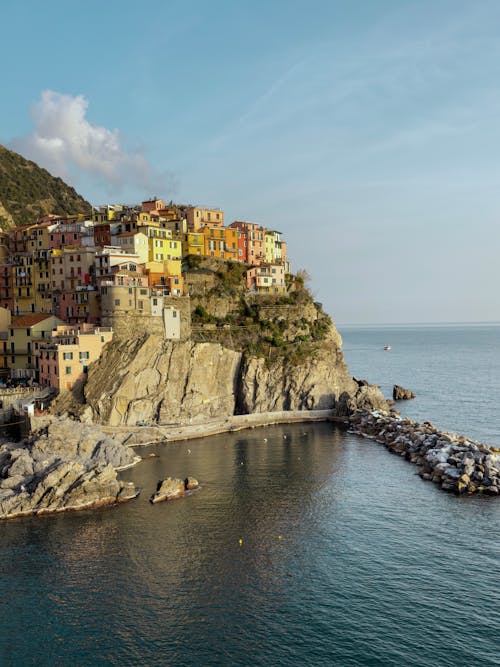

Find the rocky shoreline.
[
  {"left": 2, "top": 399, "right": 499, "bottom": 520},
  {"left": 0, "top": 419, "right": 141, "bottom": 520},
  {"left": 350, "top": 409, "right": 500, "bottom": 495}
]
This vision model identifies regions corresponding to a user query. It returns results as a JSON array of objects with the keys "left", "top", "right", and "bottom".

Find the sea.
[{"left": 0, "top": 324, "right": 499, "bottom": 666}]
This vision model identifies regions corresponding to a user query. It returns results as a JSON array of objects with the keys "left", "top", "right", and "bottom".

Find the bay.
[{"left": 0, "top": 324, "right": 499, "bottom": 666}]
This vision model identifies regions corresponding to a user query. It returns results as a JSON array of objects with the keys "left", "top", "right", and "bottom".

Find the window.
[
  {"left": 173, "top": 311, "right": 177, "bottom": 318},
  {"left": 26, "top": 329, "right": 31, "bottom": 336},
  {"left": 138, "top": 300, "right": 144, "bottom": 310},
  {"left": 63, "top": 352, "right": 73, "bottom": 360},
  {"left": 79, "top": 351, "right": 89, "bottom": 360},
  {"left": 114, "top": 299, "right": 120, "bottom": 306},
  {"left": 65, "top": 366, "right": 71, "bottom": 375},
  {"left": 140, "top": 289, "right": 147, "bottom": 295}
]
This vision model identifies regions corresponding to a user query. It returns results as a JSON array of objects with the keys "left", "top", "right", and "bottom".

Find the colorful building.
[
  {"left": 245, "top": 263, "right": 287, "bottom": 294},
  {"left": 229, "top": 222, "right": 266, "bottom": 265},
  {"left": 37, "top": 324, "right": 113, "bottom": 392},
  {"left": 7, "top": 313, "right": 66, "bottom": 379},
  {"left": 184, "top": 206, "right": 224, "bottom": 231}
]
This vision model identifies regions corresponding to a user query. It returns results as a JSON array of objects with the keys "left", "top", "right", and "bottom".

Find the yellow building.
[
  {"left": 92, "top": 205, "right": 124, "bottom": 222},
  {"left": 264, "top": 231, "right": 275, "bottom": 264},
  {"left": 182, "top": 232, "right": 205, "bottom": 257},
  {"left": 8, "top": 313, "right": 66, "bottom": 379},
  {"left": 146, "top": 228, "right": 182, "bottom": 264},
  {"left": 33, "top": 251, "right": 52, "bottom": 313},
  {"left": 12, "top": 254, "right": 35, "bottom": 315},
  {"left": 0, "top": 307, "right": 11, "bottom": 377}
]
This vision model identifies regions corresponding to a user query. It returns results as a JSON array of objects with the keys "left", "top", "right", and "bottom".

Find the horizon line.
[{"left": 337, "top": 320, "right": 500, "bottom": 328}]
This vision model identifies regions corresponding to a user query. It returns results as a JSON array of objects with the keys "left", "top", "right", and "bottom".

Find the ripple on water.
[{"left": 0, "top": 422, "right": 499, "bottom": 666}]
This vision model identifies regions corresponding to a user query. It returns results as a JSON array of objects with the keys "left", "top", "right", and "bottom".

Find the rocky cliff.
[{"left": 73, "top": 320, "right": 387, "bottom": 427}]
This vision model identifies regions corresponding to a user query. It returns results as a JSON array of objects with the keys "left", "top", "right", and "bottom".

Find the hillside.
[{"left": 0, "top": 145, "right": 91, "bottom": 228}]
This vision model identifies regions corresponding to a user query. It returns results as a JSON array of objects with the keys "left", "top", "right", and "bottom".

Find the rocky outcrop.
[
  {"left": 82, "top": 336, "right": 242, "bottom": 426},
  {"left": 78, "top": 332, "right": 388, "bottom": 426},
  {"left": 393, "top": 385, "right": 416, "bottom": 400},
  {"left": 0, "top": 418, "right": 139, "bottom": 519},
  {"left": 150, "top": 476, "right": 199, "bottom": 503},
  {"left": 350, "top": 410, "right": 500, "bottom": 495}
]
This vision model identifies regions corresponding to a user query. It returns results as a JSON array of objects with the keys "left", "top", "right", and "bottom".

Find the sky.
[{"left": 1, "top": 0, "right": 499, "bottom": 324}]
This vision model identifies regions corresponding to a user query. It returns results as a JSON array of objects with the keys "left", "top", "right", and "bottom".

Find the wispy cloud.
[{"left": 10, "top": 90, "right": 175, "bottom": 197}]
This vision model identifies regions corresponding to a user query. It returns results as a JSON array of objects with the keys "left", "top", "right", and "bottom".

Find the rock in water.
[
  {"left": 185, "top": 477, "right": 199, "bottom": 490},
  {"left": 393, "top": 385, "right": 416, "bottom": 400},
  {"left": 150, "top": 476, "right": 199, "bottom": 503},
  {"left": 150, "top": 477, "right": 186, "bottom": 503}
]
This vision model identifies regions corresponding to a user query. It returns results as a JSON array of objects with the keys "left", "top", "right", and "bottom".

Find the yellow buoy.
[
  {"left": 239, "top": 538, "right": 243, "bottom": 546},
  {"left": 278, "top": 535, "right": 283, "bottom": 540}
]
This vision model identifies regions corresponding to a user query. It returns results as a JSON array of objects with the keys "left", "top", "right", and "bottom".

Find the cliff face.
[{"left": 77, "top": 321, "right": 387, "bottom": 427}]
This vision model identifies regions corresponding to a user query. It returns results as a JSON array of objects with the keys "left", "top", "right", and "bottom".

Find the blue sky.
[{"left": 1, "top": 0, "right": 499, "bottom": 324}]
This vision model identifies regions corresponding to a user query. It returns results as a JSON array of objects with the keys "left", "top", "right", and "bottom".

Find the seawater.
[{"left": 0, "top": 325, "right": 499, "bottom": 666}]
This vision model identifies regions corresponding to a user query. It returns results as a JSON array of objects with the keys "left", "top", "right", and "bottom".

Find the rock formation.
[
  {"left": 393, "top": 385, "right": 416, "bottom": 400},
  {"left": 0, "top": 418, "right": 139, "bottom": 519},
  {"left": 74, "top": 334, "right": 387, "bottom": 426},
  {"left": 150, "top": 476, "right": 199, "bottom": 503}
]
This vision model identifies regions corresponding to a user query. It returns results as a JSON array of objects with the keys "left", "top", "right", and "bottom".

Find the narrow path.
[{"left": 101, "top": 409, "right": 341, "bottom": 446}]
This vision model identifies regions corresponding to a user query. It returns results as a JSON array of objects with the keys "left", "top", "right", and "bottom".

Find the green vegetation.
[
  {"left": 0, "top": 145, "right": 91, "bottom": 228},
  {"left": 188, "top": 259, "right": 333, "bottom": 365}
]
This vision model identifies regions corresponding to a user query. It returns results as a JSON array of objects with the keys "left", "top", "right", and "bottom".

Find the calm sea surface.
[{"left": 1, "top": 325, "right": 499, "bottom": 666}]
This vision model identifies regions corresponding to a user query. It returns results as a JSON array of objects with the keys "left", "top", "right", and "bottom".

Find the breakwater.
[{"left": 350, "top": 409, "right": 500, "bottom": 495}]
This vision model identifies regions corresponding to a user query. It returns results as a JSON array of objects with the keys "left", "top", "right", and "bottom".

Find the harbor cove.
[{"left": 0, "top": 324, "right": 499, "bottom": 665}]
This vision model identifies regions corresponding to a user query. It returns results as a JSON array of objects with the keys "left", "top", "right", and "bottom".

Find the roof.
[{"left": 11, "top": 313, "right": 55, "bottom": 328}]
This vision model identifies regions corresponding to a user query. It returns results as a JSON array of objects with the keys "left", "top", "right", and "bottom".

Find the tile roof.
[{"left": 11, "top": 313, "right": 55, "bottom": 328}]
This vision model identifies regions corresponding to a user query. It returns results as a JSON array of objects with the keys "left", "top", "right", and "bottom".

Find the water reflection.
[{"left": 0, "top": 422, "right": 498, "bottom": 666}]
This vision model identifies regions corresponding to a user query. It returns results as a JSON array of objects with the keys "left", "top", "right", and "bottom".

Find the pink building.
[
  {"left": 37, "top": 324, "right": 113, "bottom": 392},
  {"left": 246, "top": 263, "right": 287, "bottom": 294},
  {"left": 229, "top": 221, "right": 267, "bottom": 265},
  {"left": 48, "top": 224, "right": 83, "bottom": 250}
]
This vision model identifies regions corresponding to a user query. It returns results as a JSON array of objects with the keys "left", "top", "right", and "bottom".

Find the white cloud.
[{"left": 11, "top": 90, "right": 172, "bottom": 196}]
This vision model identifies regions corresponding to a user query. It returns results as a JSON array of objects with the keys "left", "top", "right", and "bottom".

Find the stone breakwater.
[{"left": 349, "top": 410, "right": 500, "bottom": 495}]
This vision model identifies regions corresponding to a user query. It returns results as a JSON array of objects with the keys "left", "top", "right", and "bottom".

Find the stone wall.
[{"left": 102, "top": 296, "right": 191, "bottom": 340}]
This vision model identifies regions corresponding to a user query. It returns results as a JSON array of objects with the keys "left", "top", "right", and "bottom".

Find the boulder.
[
  {"left": 150, "top": 476, "right": 200, "bottom": 503},
  {"left": 185, "top": 477, "right": 199, "bottom": 490},
  {"left": 393, "top": 385, "right": 416, "bottom": 400},
  {"left": 150, "top": 477, "right": 186, "bottom": 503}
]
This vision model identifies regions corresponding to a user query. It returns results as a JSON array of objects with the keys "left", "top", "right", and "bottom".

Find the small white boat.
[{"left": 383, "top": 345, "right": 391, "bottom": 350}]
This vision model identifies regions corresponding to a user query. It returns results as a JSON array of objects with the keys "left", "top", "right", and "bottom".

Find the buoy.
[
  {"left": 278, "top": 535, "right": 283, "bottom": 540},
  {"left": 239, "top": 538, "right": 243, "bottom": 546},
  {"left": 187, "top": 449, "right": 191, "bottom": 454},
  {"left": 263, "top": 438, "right": 268, "bottom": 442}
]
